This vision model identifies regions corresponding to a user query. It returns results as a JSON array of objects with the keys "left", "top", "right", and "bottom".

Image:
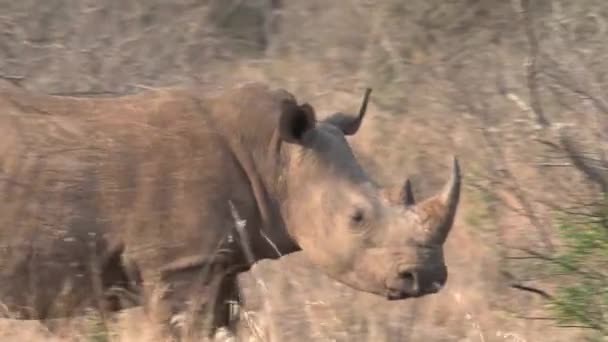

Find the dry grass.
[{"left": 1, "top": 0, "right": 605, "bottom": 341}]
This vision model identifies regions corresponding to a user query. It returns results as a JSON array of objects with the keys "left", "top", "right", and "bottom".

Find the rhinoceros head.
[{"left": 276, "top": 89, "right": 461, "bottom": 300}]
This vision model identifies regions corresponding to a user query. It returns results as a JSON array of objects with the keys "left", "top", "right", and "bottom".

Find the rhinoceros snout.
[{"left": 385, "top": 265, "right": 448, "bottom": 300}]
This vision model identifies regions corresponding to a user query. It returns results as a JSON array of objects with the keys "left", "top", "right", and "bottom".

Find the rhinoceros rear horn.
[
  {"left": 401, "top": 178, "right": 416, "bottom": 206},
  {"left": 324, "top": 87, "right": 372, "bottom": 136},
  {"left": 279, "top": 100, "right": 316, "bottom": 144},
  {"left": 417, "top": 157, "right": 461, "bottom": 245},
  {"left": 384, "top": 178, "right": 416, "bottom": 206}
]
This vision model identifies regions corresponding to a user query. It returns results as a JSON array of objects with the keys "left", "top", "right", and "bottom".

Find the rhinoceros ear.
[
  {"left": 324, "top": 88, "right": 372, "bottom": 136},
  {"left": 279, "top": 100, "right": 316, "bottom": 144}
]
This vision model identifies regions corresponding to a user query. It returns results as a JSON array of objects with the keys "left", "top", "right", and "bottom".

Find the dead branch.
[
  {"left": 509, "top": 284, "right": 554, "bottom": 300},
  {"left": 501, "top": 269, "right": 554, "bottom": 299},
  {"left": 520, "top": 0, "right": 550, "bottom": 127},
  {"left": 516, "top": 247, "right": 608, "bottom": 280},
  {"left": 0, "top": 74, "right": 25, "bottom": 87},
  {"left": 559, "top": 134, "right": 608, "bottom": 193}
]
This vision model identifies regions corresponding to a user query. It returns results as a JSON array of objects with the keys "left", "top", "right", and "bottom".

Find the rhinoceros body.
[{"left": 0, "top": 81, "right": 460, "bottom": 340}]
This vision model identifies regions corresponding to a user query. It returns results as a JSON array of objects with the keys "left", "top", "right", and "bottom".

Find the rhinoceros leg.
[
  {"left": 138, "top": 259, "right": 244, "bottom": 341},
  {"left": 211, "top": 272, "right": 241, "bottom": 334},
  {"left": 100, "top": 251, "right": 143, "bottom": 311}
]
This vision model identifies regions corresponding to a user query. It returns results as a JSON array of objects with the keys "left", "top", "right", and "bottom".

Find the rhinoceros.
[{"left": 0, "top": 81, "right": 461, "bottom": 340}]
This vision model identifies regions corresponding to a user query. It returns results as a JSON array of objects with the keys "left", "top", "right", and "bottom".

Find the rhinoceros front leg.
[
  {"left": 139, "top": 260, "right": 242, "bottom": 341},
  {"left": 210, "top": 272, "right": 241, "bottom": 334}
]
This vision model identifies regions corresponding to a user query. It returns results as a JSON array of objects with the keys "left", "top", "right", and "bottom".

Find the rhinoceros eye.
[{"left": 351, "top": 209, "right": 365, "bottom": 224}]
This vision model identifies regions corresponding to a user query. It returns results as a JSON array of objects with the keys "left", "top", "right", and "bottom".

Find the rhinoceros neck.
[
  {"left": 203, "top": 87, "right": 302, "bottom": 261},
  {"left": 228, "top": 134, "right": 300, "bottom": 261}
]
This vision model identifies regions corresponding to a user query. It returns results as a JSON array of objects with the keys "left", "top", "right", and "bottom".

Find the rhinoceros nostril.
[
  {"left": 386, "top": 268, "right": 423, "bottom": 300},
  {"left": 397, "top": 270, "right": 419, "bottom": 295},
  {"left": 399, "top": 270, "right": 414, "bottom": 281}
]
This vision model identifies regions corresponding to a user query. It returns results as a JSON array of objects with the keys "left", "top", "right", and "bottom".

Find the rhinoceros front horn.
[
  {"left": 324, "top": 88, "right": 372, "bottom": 136},
  {"left": 416, "top": 157, "right": 461, "bottom": 245}
]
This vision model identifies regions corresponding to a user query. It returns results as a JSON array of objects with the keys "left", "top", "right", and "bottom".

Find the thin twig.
[
  {"left": 520, "top": 0, "right": 550, "bottom": 127},
  {"left": 509, "top": 284, "right": 553, "bottom": 300}
]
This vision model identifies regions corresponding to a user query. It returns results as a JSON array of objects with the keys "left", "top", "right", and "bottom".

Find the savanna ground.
[{"left": 1, "top": 0, "right": 607, "bottom": 341}]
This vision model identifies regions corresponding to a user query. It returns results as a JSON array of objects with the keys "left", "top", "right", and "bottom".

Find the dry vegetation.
[{"left": 1, "top": 0, "right": 607, "bottom": 341}]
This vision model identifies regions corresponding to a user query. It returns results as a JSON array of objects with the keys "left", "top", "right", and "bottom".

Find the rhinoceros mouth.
[
  {"left": 385, "top": 288, "right": 412, "bottom": 300},
  {"left": 385, "top": 281, "right": 444, "bottom": 300}
]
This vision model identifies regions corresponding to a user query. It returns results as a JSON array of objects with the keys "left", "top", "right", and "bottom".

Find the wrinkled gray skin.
[{"left": 0, "top": 81, "right": 461, "bottom": 340}]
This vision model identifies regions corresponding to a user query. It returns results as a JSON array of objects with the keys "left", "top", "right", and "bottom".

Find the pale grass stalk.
[
  {"left": 302, "top": 298, "right": 336, "bottom": 340},
  {"left": 229, "top": 200, "right": 275, "bottom": 342},
  {"left": 496, "top": 330, "right": 529, "bottom": 342},
  {"left": 453, "top": 292, "right": 487, "bottom": 342},
  {"left": 229, "top": 201, "right": 346, "bottom": 340}
]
